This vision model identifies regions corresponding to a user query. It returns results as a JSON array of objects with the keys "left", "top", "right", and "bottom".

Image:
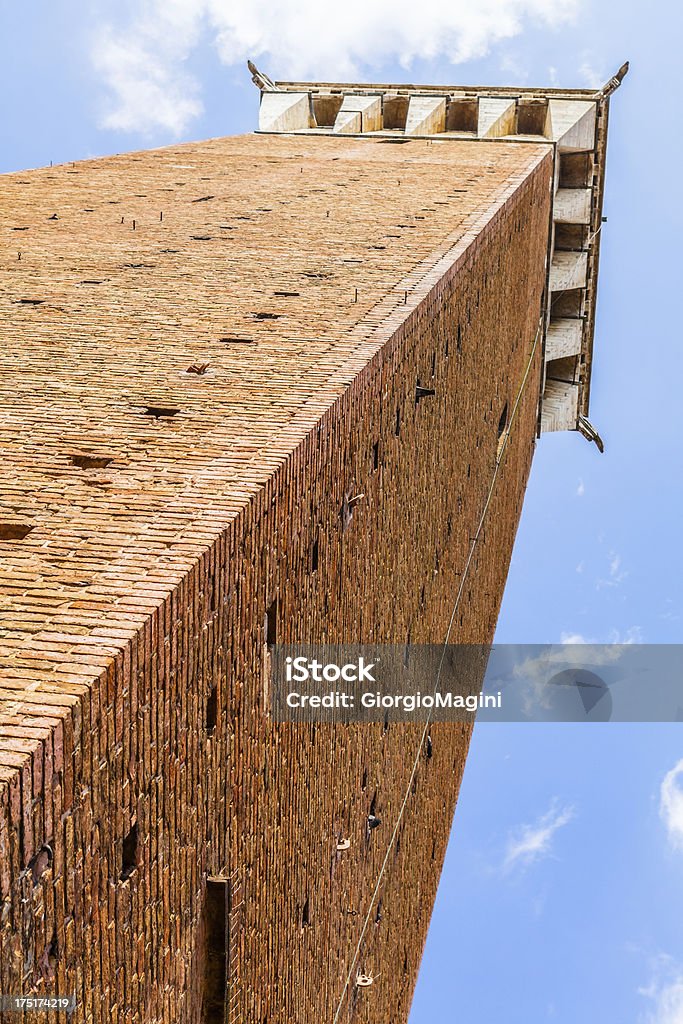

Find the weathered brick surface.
[{"left": 0, "top": 134, "right": 552, "bottom": 1022}]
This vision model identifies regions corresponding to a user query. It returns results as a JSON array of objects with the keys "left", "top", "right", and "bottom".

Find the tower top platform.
[{"left": 251, "top": 62, "right": 628, "bottom": 441}]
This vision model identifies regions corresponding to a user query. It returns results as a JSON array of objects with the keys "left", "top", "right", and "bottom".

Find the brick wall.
[{"left": 0, "top": 134, "right": 552, "bottom": 1022}]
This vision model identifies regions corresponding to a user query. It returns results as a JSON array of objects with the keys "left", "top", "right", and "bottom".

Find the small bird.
[{"left": 367, "top": 814, "right": 382, "bottom": 830}]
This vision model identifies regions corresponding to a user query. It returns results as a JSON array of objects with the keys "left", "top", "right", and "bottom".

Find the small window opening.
[
  {"left": 219, "top": 336, "right": 253, "bottom": 345},
  {"left": 206, "top": 686, "right": 218, "bottom": 733},
  {"left": 265, "top": 600, "right": 277, "bottom": 647},
  {"left": 372, "top": 440, "right": 379, "bottom": 471},
  {"left": 202, "top": 878, "right": 229, "bottom": 1023},
  {"left": 301, "top": 897, "right": 311, "bottom": 927},
  {"left": 395, "top": 407, "right": 401, "bottom": 436},
  {"left": 121, "top": 822, "right": 138, "bottom": 880},
  {"left": 69, "top": 454, "right": 113, "bottom": 470},
  {"left": 0, "top": 523, "right": 34, "bottom": 541},
  {"left": 498, "top": 402, "right": 509, "bottom": 439},
  {"left": 47, "top": 932, "right": 59, "bottom": 973}
]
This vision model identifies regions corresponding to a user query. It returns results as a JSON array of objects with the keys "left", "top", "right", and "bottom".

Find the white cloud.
[
  {"left": 499, "top": 52, "right": 530, "bottom": 83},
  {"left": 91, "top": 0, "right": 581, "bottom": 134},
  {"left": 93, "top": 26, "right": 203, "bottom": 134},
  {"left": 608, "top": 625, "right": 642, "bottom": 644},
  {"left": 503, "top": 802, "right": 574, "bottom": 872},
  {"left": 560, "top": 631, "right": 589, "bottom": 644},
  {"left": 576, "top": 478, "right": 585, "bottom": 497},
  {"left": 640, "top": 957, "right": 683, "bottom": 1024},
  {"left": 596, "top": 549, "right": 628, "bottom": 589},
  {"left": 578, "top": 58, "right": 607, "bottom": 88},
  {"left": 660, "top": 760, "right": 683, "bottom": 851}
]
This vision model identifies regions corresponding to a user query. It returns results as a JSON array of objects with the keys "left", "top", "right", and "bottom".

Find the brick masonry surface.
[{"left": 0, "top": 134, "right": 552, "bottom": 1023}]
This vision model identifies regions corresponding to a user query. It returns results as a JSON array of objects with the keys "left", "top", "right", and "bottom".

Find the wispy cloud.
[
  {"left": 578, "top": 57, "right": 607, "bottom": 88},
  {"left": 576, "top": 478, "right": 585, "bottom": 497},
  {"left": 639, "top": 955, "right": 683, "bottom": 1024},
  {"left": 559, "top": 627, "right": 642, "bottom": 646},
  {"left": 503, "top": 801, "right": 574, "bottom": 872},
  {"left": 560, "top": 631, "right": 589, "bottom": 644},
  {"left": 660, "top": 760, "right": 683, "bottom": 851},
  {"left": 596, "top": 549, "right": 628, "bottom": 590},
  {"left": 91, "top": 0, "right": 581, "bottom": 135}
]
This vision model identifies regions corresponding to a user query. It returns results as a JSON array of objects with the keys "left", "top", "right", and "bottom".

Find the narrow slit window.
[
  {"left": 498, "top": 402, "right": 509, "bottom": 440},
  {"left": 202, "top": 878, "right": 229, "bottom": 1023},
  {"left": 206, "top": 686, "right": 218, "bottom": 733},
  {"left": 301, "top": 897, "right": 311, "bottom": 928},
  {"left": 265, "top": 600, "right": 277, "bottom": 647},
  {"left": 120, "top": 823, "right": 138, "bottom": 880}
]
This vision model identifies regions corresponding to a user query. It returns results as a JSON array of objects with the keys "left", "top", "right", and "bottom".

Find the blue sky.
[{"left": 2, "top": 0, "right": 682, "bottom": 1020}]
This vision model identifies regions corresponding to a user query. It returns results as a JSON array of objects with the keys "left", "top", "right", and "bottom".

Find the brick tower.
[{"left": 0, "top": 65, "right": 625, "bottom": 1023}]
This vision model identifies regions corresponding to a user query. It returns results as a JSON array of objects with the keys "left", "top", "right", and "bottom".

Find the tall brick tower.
[{"left": 0, "top": 65, "right": 625, "bottom": 1024}]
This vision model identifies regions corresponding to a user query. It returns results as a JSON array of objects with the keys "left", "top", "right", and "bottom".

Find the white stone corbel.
[
  {"left": 554, "top": 188, "right": 592, "bottom": 224},
  {"left": 549, "top": 251, "right": 588, "bottom": 291},
  {"left": 545, "top": 319, "right": 583, "bottom": 361},
  {"left": 547, "top": 99, "right": 596, "bottom": 151},
  {"left": 404, "top": 96, "right": 447, "bottom": 135},
  {"left": 540, "top": 379, "right": 579, "bottom": 432},
  {"left": 333, "top": 95, "right": 382, "bottom": 134},
  {"left": 259, "top": 92, "right": 314, "bottom": 132},
  {"left": 477, "top": 98, "right": 516, "bottom": 138}
]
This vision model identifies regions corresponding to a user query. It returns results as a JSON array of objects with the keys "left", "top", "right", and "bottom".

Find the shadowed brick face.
[{"left": 0, "top": 134, "right": 551, "bottom": 1022}]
